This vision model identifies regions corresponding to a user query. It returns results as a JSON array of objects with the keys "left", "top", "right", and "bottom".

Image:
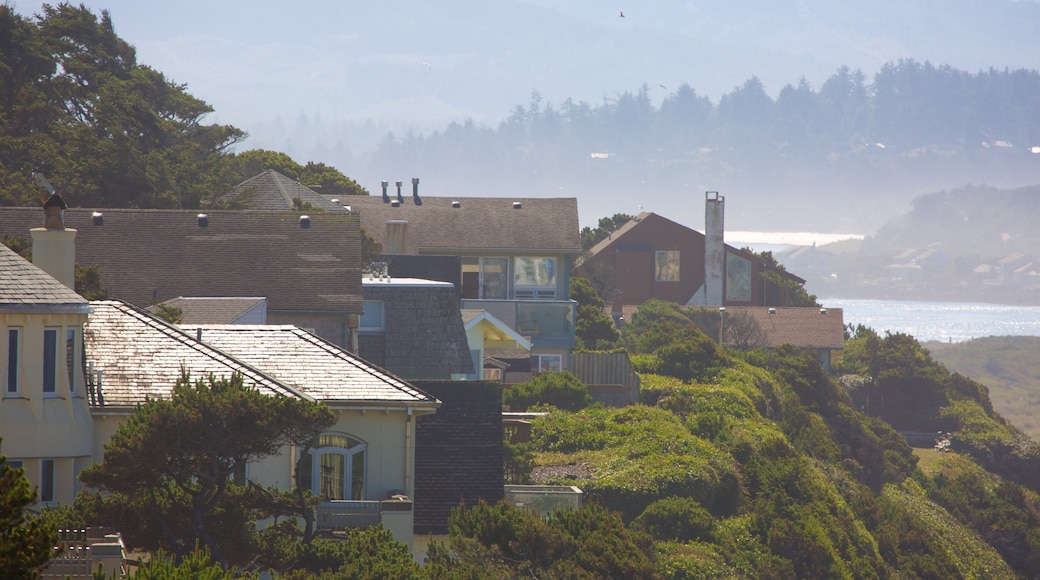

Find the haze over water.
[{"left": 819, "top": 298, "right": 1040, "bottom": 343}]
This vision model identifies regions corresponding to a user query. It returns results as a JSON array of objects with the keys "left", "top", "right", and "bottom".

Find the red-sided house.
[{"left": 574, "top": 193, "right": 807, "bottom": 311}]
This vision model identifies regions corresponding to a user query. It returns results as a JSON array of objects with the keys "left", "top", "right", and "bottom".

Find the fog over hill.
[{"left": 18, "top": 0, "right": 1040, "bottom": 231}]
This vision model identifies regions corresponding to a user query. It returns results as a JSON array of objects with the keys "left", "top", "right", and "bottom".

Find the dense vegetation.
[{"left": 0, "top": 4, "right": 366, "bottom": 209}]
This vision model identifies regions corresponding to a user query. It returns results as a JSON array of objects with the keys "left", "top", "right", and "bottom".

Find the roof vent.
[
  {"left": 412, "top": 177, "right": 422, "bottom": 205},
  {"left": 381, "top": 180, "right": 390, "bottom": 203},
  {"left": 819, "top": 308, "right": 827, "bottom": 315},
  {"left": 391, "top": 199, "right": 400, "bottom": 208},
  {"left": 300, "top": 215, "right": 311, "bottom": 228},
  {"left": 91, "top": 211, "right": 104, "bottom": 226},
  {"left": 343, "top": 205, "right": 351, "bottom": 212},
  {"left": 330, "top": 198, "right": 340, "bottom": 205},
  {"left": 197, "top": 213, "right": 208, "bottom": 227},
  {"left": 395, "top": 181, "right": 404, "bottom": 204},
  {"left": 768, "top": 307, "right": 776, "bottom": 314},
  {"left": 452, "top": 200, "right": 461, "bottom": 208},
  {"left": 512, "top": 201, "right": 522, "bottom": 209}
]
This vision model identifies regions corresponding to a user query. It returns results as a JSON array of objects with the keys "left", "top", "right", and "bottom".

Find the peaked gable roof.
[
  {"left": 180, "top": 324, "right": 439, "bottom": 406},
  {"left": 461, "top": 308, "right": 532, "bottom": 349},
  {"left": 347, "top": 196, "right": 581, "bottom": 254},
  {"left": 0, "top": 243, "right": 90, "bottom": 313},
  {"left": 85, "top": 300, "right": 306, "bottom": 407},
  {"left": 0, "top": 208, "right": 363, "bottom": 313},
  {"left": 221, "top": 170, "right": 345, "bottom": 212}
]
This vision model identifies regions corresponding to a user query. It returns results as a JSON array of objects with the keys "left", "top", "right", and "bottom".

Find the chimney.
[
  {"left": 395, "top": 181, "right": 403, "bottom": 204},
  {"left": 703, "top": 191, "right": 725, "bottom": 306},
  {"left": 385, "top": 220, "right": 408, "bottom": 255},
  {"left": 412, "top": 177, "right": 422, "bottom": 205},
  {"left": 30, "top": 212, "right": 75, "bottom": 291},
  {"left": 381, "top": 180, "right": 390, "bottom": 203}
]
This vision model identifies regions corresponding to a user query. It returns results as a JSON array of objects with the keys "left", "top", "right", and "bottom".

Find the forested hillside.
[{"left": 369, "top": 61, "right": 1040, "bottom": 231}]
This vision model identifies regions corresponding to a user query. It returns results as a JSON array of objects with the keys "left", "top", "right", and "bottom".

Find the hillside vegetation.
[
  {"left": 926, "top": 336, "right": 1040, "bottom": 440},
  {"left": 506, "top": 300, "right": 1040, "bottom": 578}
]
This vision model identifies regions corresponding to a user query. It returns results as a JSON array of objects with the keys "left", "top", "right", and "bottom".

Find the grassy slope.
[{"left": 925, "top": 336, "right": 1040, "bottom": 439}]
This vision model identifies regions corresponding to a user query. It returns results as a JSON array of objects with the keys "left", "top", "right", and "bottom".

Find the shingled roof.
[
  {"left": 346, "top": 196, "right": 581, "bottom": 254},
  {"left": 180, "top": 324, "right": 439, "bottom": 407},
  {"left": 218, "top": 170, "right": 345, "bottom": 211},
  {"left": 84, "top": 300, "right": 305, "bottom": 407},
  {"left": 0, "top": 243, "right": 90, "bottom": 313},
  {"left": 147, "top": 297, "right": 267, "bottom": 324},
  {"left": 0, "top": 208, "right": 363, "bottom": 313}
]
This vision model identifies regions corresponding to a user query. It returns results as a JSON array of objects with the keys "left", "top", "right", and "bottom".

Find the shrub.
[
  {"left": 503, "top": 371, "right": 592, "bottom": 412},
  {"left": 632, "top": 496, "right": 717, "bottom": 542}
]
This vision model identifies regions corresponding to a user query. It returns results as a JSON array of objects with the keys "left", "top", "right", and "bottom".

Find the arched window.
[{"left": 298, "top": 433, "right": 366, "bottom": 501}]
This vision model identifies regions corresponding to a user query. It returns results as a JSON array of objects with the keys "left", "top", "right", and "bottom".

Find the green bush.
[
  {"left": 632, "top": 496, "right": 717, "bottom": 542},
  {"left": 503, "top": 371, "right": 593, "bottom": 412}
]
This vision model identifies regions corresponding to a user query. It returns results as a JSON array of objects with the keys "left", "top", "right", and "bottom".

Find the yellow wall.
[{"left": 1, "top": 311, "right": 92, "bottom": 505}]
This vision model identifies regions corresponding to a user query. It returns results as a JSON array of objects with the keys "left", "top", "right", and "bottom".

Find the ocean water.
[{"left": 819, "top": 298, "right": 1040, "bottom": 343}]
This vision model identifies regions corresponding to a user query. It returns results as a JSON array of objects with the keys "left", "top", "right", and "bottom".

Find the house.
[
  {"left": 344, "top": 188, "right": 582, "bottom": 373},
  {"left": 461, "top": 309, "right": 532, "bottom": 382},
  {"left": 358, "top": 277, "right": 474, "bottom": 380},
  {"left": 1, "top": 211, "right": 442, "bottom": 551},
  {"left": 0, "top": 241, "right": 93, "bottom": 506},
  {"left": 575, "top": 193, "right": 807, "bottom": 312},
  {"left": 0, "top": 208, "right": 363, "bottom": 349}
]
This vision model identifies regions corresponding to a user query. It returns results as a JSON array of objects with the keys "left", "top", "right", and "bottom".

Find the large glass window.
[
  {"left": 6, "top": 329, "right": 19, "bottom": 394},
  {"left": 298, "top": 433, "right": 366, "bottom": 501},
  {"left": 533, "top": 354, "right": 562, "bottom": 374},
  {"left": 514, "top": 257, "right": 556, "bottom": 298},
  {"left": 726, "top": 253, "right": 752, "bottom": 301},
  {"left": 461, "top": 257, "right": 509, "bottom": 300},
  {"left": 655, "top": 251, "right": 680, "bottom": 282},
  {"left": 43, "top": 329, "right": 57, "bottom": 394}
]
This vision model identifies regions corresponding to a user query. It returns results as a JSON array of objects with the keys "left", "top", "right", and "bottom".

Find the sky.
[{"left": 14, "top": 1, "right": 1040, "bottom": 233}]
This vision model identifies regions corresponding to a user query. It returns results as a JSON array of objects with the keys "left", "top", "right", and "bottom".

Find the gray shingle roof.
[
  {"left": 148, "top": 297, "right": 266, "bottom": 324},
  {"left": 347, "top": 196, "right": 581, "bottom": 254},
  {"left": 84, "top": 300, "right": 305, "bottom": 406},
  {"left": 220, "top": 170, "right": 345, "bottom": 212},
  {"left": 0, "top": 209, "right": 363, "bottom": 313},
  {"left": 180, "top": 324, "right": 439, "bottom": 405},
  {"left": 0, "top": 243, "right": 90, "bottom": 313}
]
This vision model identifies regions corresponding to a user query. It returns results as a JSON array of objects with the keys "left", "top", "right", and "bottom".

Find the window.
[
  {"left": 533, "top": 354, "right": 562, "bottom": 374},
  {"left": 359, "top": 301, "right": 384, "bottom": 331},
  {"left": 461, "top": 257, "right": 508, "bottom": 300},
  {"left": 6, "top": 329, "right": 19, "bottom": 394},
  {"left": 655, "top": 251, "right": 680, "bottom": 282},
  {"left": 725, "top": 253, "right": 752, "bottom": 301},
  {"left": 514, "top": 257, "right": 557, "bottom": 298},
  {"left": 66, "top": 329, "right": 76, "bottom": 393},
  {"left": 299, "top": 434, "right": 366, "bottom": 501},
  {"left": 41, "top": 459, "right": 55, "bottom": 504},
  {"left": 43, "top": 329, "right": 57, "bottom": 394}
]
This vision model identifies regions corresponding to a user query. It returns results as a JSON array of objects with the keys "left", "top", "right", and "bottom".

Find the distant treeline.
[{"left": 370, "top": 61, "right": 1040, "bottom": 229}]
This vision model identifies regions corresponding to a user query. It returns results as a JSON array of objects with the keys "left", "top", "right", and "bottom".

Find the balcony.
[{"left": 461, "top": 298, "right": 576, "bottom": 350}]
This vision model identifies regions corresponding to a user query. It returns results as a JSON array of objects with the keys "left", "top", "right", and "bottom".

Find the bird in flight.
[{"left": 619, "top": 10, "right": 625, "bottom": 18}]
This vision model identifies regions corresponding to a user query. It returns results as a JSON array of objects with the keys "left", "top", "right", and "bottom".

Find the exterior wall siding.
[{"left": 413, "top": 380, "right": 504, "bottom": 535}]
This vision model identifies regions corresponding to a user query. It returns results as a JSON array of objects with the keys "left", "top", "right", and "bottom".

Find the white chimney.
[
  {"left": 703, "top": 191, "right": 725, "bottom": 306},
  {"left": 31, "top": 226, "right": 77, "bottom": 290}
]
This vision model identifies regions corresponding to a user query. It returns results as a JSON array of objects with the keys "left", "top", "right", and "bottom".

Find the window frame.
[
  {"left": 43, "top": 328, "right": 58, "bottom": 395},
  {"left": 66, "top": 328, "right": 77, "bottom": 394},
  {"left": 40, "top": 459, "right": 55, "bottom": 504},
  {"left": 302, "top": 434, "right": 367, "bottom": 502},
  {"left": 6, "top": 328, "right": 20, "bottom": 395}
]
